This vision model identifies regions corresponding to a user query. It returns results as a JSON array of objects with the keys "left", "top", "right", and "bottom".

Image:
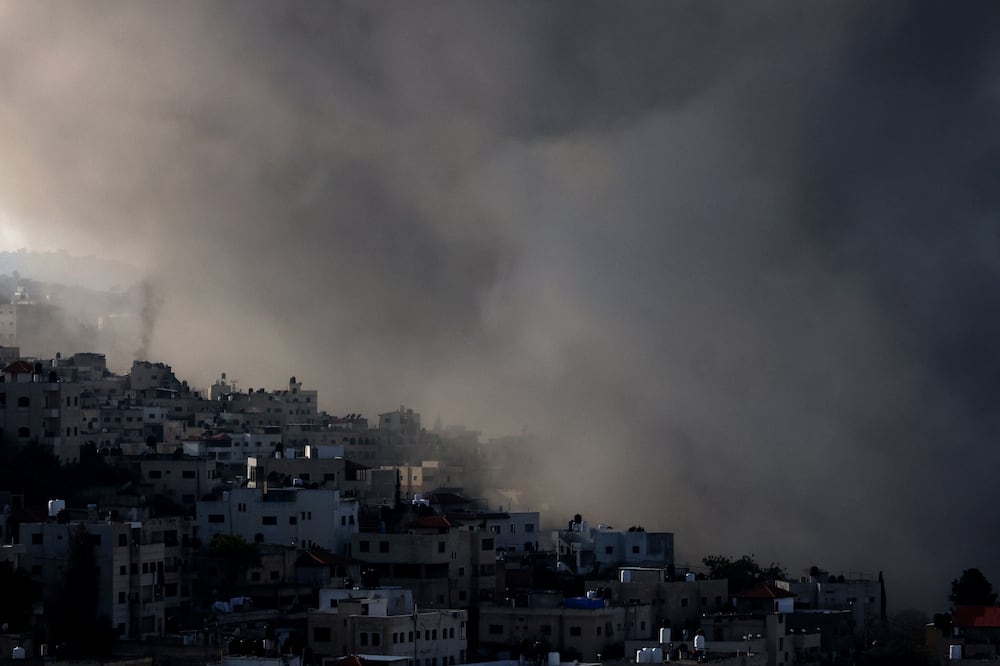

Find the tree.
[
  {"left": 49, "top": 525, "right": 113, "bottom": 657},
  {"left": 209, "top": 534, "right": 261, "bottom": 596},
  {"left": 702, "top": 554, "right": 788, "bottom": 593},
  {"left": 950, "top": 568, "right": 997, "bottom": 606},
  {"left": 0, "top": 561, "right": 34, "bottom": 630}
]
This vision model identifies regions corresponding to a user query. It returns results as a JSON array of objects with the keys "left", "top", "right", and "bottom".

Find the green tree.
[
  {"left": 702, "top": 554, "right": 788, "bottom": 593},
  {"left": 950, "top": 568, "right": 997, "bottom": 606},
  {"left": 209, "top": 534, "right": 261, "bottom": 596},
  {"left": 0, "top": 561, "right": 34, "bottom": 630},
  {"left": 49, "top": 525, "right": 113, "bottom": 657}
]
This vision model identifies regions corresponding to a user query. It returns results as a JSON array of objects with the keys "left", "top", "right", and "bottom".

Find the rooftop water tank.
[{"left": 47, "top": 499, "right": 66, "bottom": 517}]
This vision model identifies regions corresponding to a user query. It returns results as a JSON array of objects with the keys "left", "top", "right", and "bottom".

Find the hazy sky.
[{"left": 2, "top": 1, "right": 999, "bottom": 610}]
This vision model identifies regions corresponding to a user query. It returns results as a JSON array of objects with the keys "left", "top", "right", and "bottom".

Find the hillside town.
[{"left": 0, "top": 282, "right": 990, "bottom": 666}]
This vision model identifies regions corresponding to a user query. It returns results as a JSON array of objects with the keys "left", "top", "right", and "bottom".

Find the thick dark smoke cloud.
[{"left": 1, "top": 1, "right": 999, "bottom": 609}]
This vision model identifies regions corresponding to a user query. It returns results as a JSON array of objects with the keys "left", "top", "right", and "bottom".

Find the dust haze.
[{"left": 1, "top": 1, "right": 999, "bottom": 610}]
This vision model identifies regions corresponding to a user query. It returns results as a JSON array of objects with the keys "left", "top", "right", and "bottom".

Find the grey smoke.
[{"left": 0, "top": 1, "right": 998, "bottom": 610}]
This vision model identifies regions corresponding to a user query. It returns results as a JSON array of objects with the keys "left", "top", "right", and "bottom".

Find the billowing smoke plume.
[
  {"left": 0, "top": 1, "right": 998, "bottom": 610},
  {"left": 135, "top": 278, "right": 162, "bottom": 361}
]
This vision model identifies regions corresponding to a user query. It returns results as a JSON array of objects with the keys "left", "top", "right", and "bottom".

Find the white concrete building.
[
  {"left": 0, "top": 360, "right": 83, "bottom": 462},
  {"left": 196, "top": 487, "right": 358, "bottom": 554},
  {"left": 19, "top": 513, "right": 193, "bottom": 640},
  {"left": 553, "top": 517, "right": 673, "bottom": 574},
  {"left": 309, "top": 595, "right": 468, "bottom": 665}
]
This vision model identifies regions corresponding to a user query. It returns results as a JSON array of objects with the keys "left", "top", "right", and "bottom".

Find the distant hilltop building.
[
  {"left": 379, "top": 405, "right": 420, "bottom": 435},
  {"left": 0, "top": 284, "right": 97, "bottom": 358}
]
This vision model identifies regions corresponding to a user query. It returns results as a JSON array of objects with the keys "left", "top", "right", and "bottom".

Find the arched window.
[{"left": 17, "top": 396, "right": 29, "bottom": 407}]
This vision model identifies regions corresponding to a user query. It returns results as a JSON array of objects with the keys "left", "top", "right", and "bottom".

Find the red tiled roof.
[
  {"left": 2, "top": 360, "right": 34, "bottom": 375},
  {"left": 326, "top": 657, "right": 365, "bottom": 666},
  {"left": 736, "top": 583, "right": 796, "bottom": 599},
  {"left": 408, "top": 516, "right": 456, "bottom": 529},
  {"left": 953, "top": 606, "right": 1000, "bottom": 628}
]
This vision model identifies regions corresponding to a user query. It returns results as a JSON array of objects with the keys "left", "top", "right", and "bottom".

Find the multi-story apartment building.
[
  {"left": 446, "top": 510, "right": 542, "bottom": 557},
  {"left": 196, "top": 487, "right": 358, "bottom": 554},
  {"left": 115, "top": 454, "right": 220, "bottom": 509},
  {"left": 0, "top": 360, "right": 82, "bottom": 461},
  {"left": 351, "top": 517, "right": 497, "bottom": 608},
  {"left": 478, "top": 596, "right": 653, "bottom": 662},
  {"left": 379, "top": 406, "right": 421, "bottom": 437},
  {"left": 553, "top": 517, "right": 674, "bottom": 575},
  {"left": 777, "top": 567, "right": 885, "bottom": 641},
  {"left": 606, "top": 570, "right": 728, "bottom": 632},
  {"left": 217, "top": 377, "right": 320, "bottom": 430},
  {"left": 19, "top": 510, "right": 193, "bottom": 640},
  {"left": 308, "top": 588, "right": 468, "bottom": 665}
]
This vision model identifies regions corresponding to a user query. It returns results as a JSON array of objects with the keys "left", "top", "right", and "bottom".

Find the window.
[
  {"left": 17, "top": 427, "right": 29, "bottom": 438},
  {"left": 570, "top": 626, "right": 582, "bottom": 637},
  {"left": 120, "top": 565, "right": 127, "bottom": 575},
  {"left": 17, "top": 396, "right": 29, "bottom": 407},
  {"left": 632, "top": 546, "right": 640, "bottom": 554},
  {"left": 118, "top": 592, "right": 126, "bottom": 604},
  {"left": 681, "top": 598, "right": 689, "bottom": 607},
  {"left": 289, "top": 516, "right": 297, "bottom": 525},
  {"left": 488, "top": 625, "right": 503, "bottom": 635},
  {"left": 148, "top": 470, "right": 162, "bottom": 479},
  {"left": 262, "top": 516, "right": 277, "bottom": 525},
  {"left": 541, "top": 625, "right": 551, "bottom": 636},
  {"left": 525, "top": 523, "right": 535, "bottom": 533},
  {"left": 481, "top": 538, "right": 494, "bottom": 551},
  {"left": 360, "top": 633, "right": 368, "bottom": 647},
  {"left": 182, "top": 470, "right": 196, "bottom": 479},
  {"left": 458, "top": 567, "right": 465, "bottom": 577},
  {"left": 313, "top": 627, "right": 331, "bottom": 642},
  {"left": 605, "top": 546, "right": 614, "bottom": 555},
  {"left": 31, "top": 533, "right": 42, "bottom": 545},
  {"left": 372, "top": 632, "right": 381, "bottom": 646},
  {"left": 208, "top": 514, "right": 225, "bottom": 523},
  {"left": 438, "top": 541, "right": 446, "bottom": 553},
  {"left": 359, "top": 540, "right": 370, "bottom": 553},
  {"left": 379, "top": 541, "right": 390, "bottom": 553}
]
